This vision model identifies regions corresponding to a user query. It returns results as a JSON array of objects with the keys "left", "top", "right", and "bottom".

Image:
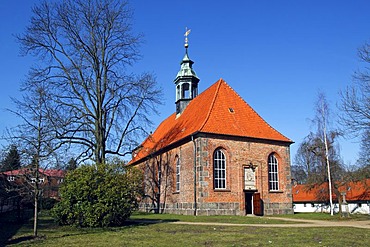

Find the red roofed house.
[
  {"left": 292, "top": 179, "right": 370, "bottom": 214},
  {"left": 1, "top": 168, "right": 65, "bottom": 213},
  {"left": 2, "top": 168, "right": 65, "bottom": 199},
  {"left": 129, "top": 43, "right": 294, "bottom": 216}
]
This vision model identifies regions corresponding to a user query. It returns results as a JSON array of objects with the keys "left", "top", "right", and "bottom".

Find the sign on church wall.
[{"left": 244, "top": 167, "right": 256, "bottom": 190}]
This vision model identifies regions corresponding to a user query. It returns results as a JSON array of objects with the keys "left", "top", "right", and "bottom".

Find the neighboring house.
[
  {"left": 1, "top": 168, "right": 65, "bottom": 200},
  {"left": 292, "top": 179, "right": 370, "bottom": 214},
  {"left": 129, "top": 43, "right": 294, "bottom": 216}
]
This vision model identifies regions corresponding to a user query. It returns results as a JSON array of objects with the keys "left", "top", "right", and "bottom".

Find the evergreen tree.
[
  {"left": 1, "top": 145, "right": 21, "bottom": 171},
  {"left": 66, "top": 158, "right": 77, "bottom": 171}
]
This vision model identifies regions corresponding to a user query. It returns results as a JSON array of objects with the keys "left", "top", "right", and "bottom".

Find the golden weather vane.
[{"left": 184, "top": 27, "right": 191, "bottom": 48}]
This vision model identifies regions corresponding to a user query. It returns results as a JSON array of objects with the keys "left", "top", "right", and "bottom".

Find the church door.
[
  {"left": 245, "top": 192, "right": 253, "bottom": 215},
  {"left": 253, "top": 193, "right": 263, "bottom": 216}
]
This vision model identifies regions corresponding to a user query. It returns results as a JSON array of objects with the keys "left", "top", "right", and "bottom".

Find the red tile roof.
[
  {"left": 292, "top": 179, "right": 370, "bottom": 202},
  {"left": 130, "top": 79, "right": 292, "bottom": 165},
  {"left": 2, "top": 168, "right": 65, "bottom": 178},
  {"left": 292, "top": 183, "right": 336, "bottom": 202},
  {"left": 340, "top": 180, "right": 370, "bottom": 201}
]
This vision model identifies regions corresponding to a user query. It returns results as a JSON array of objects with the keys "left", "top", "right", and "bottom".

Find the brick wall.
[{"left": 137, "top": 134, "right": 293, "bottom": 215}]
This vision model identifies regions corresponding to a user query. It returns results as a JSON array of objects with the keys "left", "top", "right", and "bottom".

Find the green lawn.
[
  {"left": 271, "top": 212, "right": 370, "bottom": 221},
  {"left": 1, "top": 211, "right": 369, "bottom": 246},
  {"left": 129, "top": 212, "right": 296, "bottom": 224}
]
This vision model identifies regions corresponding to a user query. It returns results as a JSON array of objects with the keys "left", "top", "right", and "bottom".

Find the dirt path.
[{"left": 170, "top": 217, "right": 370, "bottom": 229}]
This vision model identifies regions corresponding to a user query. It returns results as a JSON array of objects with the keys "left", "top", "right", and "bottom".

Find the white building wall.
[{"left": 293, "top": 202, "right": 370, "bottom": 214}]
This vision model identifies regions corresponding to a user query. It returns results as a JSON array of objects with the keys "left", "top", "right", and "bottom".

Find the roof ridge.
[{"left": 199, "top": 79, "right": 224, "bottom": 131}]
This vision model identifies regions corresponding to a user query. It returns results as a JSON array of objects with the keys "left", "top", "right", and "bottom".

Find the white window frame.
[
  {"left": 214, "top": 149, "right": 226, "bottom": 189},
  {"left": 268, "top": 154, "right": 279, "bottom": 191},
  {"left": 176, "top": 157, "right": 180, "bottom": 192}
]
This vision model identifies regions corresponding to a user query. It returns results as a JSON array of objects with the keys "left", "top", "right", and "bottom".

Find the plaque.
[{"left": 244, "top": 167, "right": 256, "bottom": 190}]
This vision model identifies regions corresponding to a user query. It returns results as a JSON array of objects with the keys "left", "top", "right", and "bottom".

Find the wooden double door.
[{"left": 245, "top": 192, "right": 263, "bottom": 216}]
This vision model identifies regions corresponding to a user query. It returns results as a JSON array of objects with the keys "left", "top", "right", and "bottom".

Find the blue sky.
[{"left": 1, "top": 0, "right": 369, "bottom": 165}]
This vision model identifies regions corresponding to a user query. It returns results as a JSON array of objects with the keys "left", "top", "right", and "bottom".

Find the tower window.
[
  {"left": 176, "top": 85, "right": 180, "bottom": 101},
  {"left": 181, "top": 83, "right": 190, "bottom": 99}
]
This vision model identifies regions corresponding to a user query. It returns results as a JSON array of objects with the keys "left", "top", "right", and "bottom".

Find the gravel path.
[{"left": 170, "top": 217, "right": 370, "bottom": 229}]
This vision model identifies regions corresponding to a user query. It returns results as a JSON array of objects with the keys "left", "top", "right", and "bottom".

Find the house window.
[
  {"left": 268, "top": 153, "right": 279, "bottom": 191},
  {"left": 214, "top": 149, "right": 226, "bottom": 189},
  {"left": 176, "top": 156, "right": 180, "bottom": 192},
  {"left": 30, "top": 177, "right": 44, "bottom": 184}
]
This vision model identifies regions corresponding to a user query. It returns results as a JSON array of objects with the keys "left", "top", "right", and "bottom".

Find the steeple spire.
[
  {"left": 174, "top": 28, "right": 200, "bottom": 115},
  {"left": 184, "top": 27, "right": 191, "bottom": 49}
]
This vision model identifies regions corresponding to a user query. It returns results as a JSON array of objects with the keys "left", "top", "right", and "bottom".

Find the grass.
[
  {"left": 272, "top": 212, "right": 370, "bottom": 221},
  {"left": 130, "top": 212, "right": 295, "bottom": 224},
  {"left": 1, "top": 210, "right": 369, "bottom": 246}
]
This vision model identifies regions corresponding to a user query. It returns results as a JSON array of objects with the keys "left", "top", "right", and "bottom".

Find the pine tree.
[{"left": 1, "top": 145, "right": 21, "bottom": 171}]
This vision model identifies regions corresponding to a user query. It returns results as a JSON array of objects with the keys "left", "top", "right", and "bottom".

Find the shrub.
[
  {"left": 51, "top": 163, "right": 143, "bottom": 227},
  {"left": 41, "top": 198, "right": 58, "bottom": 210}
]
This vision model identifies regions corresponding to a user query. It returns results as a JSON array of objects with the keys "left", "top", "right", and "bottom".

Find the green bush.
[
  {"left": 51, "top": 163, "right": 143, "bottom": 227},
  {"left": 41, "top": 198, "right": 58, "bottom": 210}
]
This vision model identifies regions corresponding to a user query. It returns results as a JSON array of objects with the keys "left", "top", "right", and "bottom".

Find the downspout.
[{"left": 192, "top": 135, "right": 197, "bottom": 216}]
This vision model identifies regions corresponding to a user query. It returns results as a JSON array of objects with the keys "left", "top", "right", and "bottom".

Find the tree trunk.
[
  {"left": 33, "top": 181, "right": 38, "bottom": 237},
  {"left": 337, "top": 191, "right": 343, "bottom": 216},
  {"left": 323, "top": 114, "right": 334, "bottom": 216},
  {"left": 319, "top": 94, "right": 334, "bottom": 216}
]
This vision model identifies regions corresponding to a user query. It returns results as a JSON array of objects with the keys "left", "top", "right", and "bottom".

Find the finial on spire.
[{"left": 184, "top": 27, "right": 191, "bottom": 49}]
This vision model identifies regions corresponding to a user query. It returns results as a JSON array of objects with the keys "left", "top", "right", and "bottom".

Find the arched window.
[
  {"left": 214, "top": 149, "right": 226, "bottom": 189},
  {"left": 268, "top": 153, "right": 279, "bottom": 191},
  {"left": 175, "top": 156, "right": 180, "bottom": 192}
]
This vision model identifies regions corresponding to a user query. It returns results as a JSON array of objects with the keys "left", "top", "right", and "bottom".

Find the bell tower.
[{"left": 174, "top": 28, "right": 200, "bottom": 115}]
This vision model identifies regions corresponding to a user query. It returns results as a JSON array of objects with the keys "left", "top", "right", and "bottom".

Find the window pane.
[
  {"left": 176, "top": 157, "right": 180, "bottom": 191},
  {"left": 268, "top": 154, "right": 279, "bottom": 191},
  {"left": 214, "top": 149, "right": 226, "bottom": 189}
]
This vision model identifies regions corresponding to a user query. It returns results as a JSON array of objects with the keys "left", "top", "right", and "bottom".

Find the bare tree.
[
  {"left": 5, "top": 82, "right": 61, "bottom": 237},
  {"left": 143, "top": 151, "right": 174, "bottom": 214},
  {"left": 294, "top": 92, "right": 344, "bottom": 215},
  {"left": 17, "top": 0, "right": 161, "bottom": 164},
  {"left": 316, "top": 93, "right": 334, "bottom": 215},
  {"left": 292, "top": 136, "right": 319, "bottom": 184},
  {"left": 339, "top": 42, "right": 370, "bottom": 165},
  {"left": 358, "top": 130, "right": 370, "bottom": 168}
]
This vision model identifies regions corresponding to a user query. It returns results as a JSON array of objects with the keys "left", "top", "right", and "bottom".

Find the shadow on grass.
[
  {"left": 2, "top": 212, "right": 179, "bottom": 245},
  {"left": 5, "top": 235, "right": 43, "bottom": 245},
  {"left": 0, "top": 209, "right": 33, "bottom": 246},
  {"left": 124, "top": 218, "right": 179, "bottom": 227}
]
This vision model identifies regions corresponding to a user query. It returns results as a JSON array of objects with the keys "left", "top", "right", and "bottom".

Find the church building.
[{"left": 129, "top": 36, "right": 294, "bottom": 216}]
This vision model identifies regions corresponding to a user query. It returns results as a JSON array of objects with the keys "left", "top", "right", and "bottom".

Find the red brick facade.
[{"left": 136, "top": 134, "right": 293, "bottom": 216}]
